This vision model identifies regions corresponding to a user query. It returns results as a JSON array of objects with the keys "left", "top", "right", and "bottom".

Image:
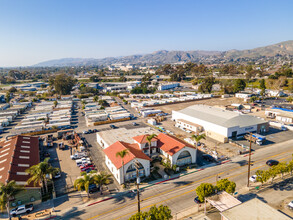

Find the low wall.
[
  {"left": 93, "top": 117, "right": 130, "bottom": 126},
  {"left": 145, "top": 96, "right": 220, "bottom": 107}
]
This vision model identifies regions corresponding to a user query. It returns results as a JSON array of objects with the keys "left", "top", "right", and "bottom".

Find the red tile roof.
[
  {"left": 132, "top": 134, "right": 157, "bottom": 144},
  {"left": 0, "top": 135, "right": 40, "bottom": 187},
  {"left": 157, "top": 133, "right": 196, "bottom": 156},
  {"left": 104, "top": 141, "right": 151, "bottom": 169}
]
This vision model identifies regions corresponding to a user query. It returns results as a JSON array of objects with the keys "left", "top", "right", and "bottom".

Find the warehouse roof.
[
  {"left": 176, "top": 105, "right": 267, "bottom": 128},
  {"left": 0, "top": 135, "right": 40, "bottom": 187},
  {"left": 221, "top": 198, "right": 291, "bottom": 220}
]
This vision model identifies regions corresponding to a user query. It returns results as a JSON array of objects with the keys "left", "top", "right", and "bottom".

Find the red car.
[{"left": 80, "top": 164, "right": 95, "bottom": 171}]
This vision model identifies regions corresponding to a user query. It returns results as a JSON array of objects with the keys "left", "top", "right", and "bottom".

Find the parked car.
[
  {"left": 84, "top": 167, "right": 95, "bottom": 173},
  {"left": 194, "top": 196, "right": 201, "bottom": 204},
  {"left": 266, "top": 160, "right": 279, "bottom": 166},
  {"left": 93, "top": 129, "right": 98, "bottom": 133},
  {"left": 42, "top": 151, "right": 50, "bottom": 157},
  {"left": 109, "top": 124, "right": 116, "bottom": 129},
  {"left": 83, "top": 130, "right": 89, "bottom": 134},
  {"left": 249, "top": 175, "right": 257, "bottom": 182},
  {"left": 202, "top": 154, "right": 215, "bottom": 162},
  {"left": 88, "top": 129, "right": 93, "bottom": 133},
  {"left": 80, "top": 164, "right": 95, "bottom": 171},
  {"left": 88, "top": 184, "right": 100, "bottom": 194},
  {"left": 132, "top": 122, "right": 138, "bottom": 126},
  {"left": 53, "top": 171, "right": 61, "bottom": 179},
  {"left": 10, "top": 204, "right": 34, "bottom": 216}
]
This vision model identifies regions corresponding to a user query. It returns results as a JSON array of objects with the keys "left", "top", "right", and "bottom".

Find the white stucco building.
[
  {"left": 103, "top": 133, "right": 197, "bottom": 184},
  {"left": 172, "top": 105, "right": 269, "bottom": 143}
]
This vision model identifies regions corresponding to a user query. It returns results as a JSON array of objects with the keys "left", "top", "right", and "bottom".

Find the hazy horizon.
[{"left": 1, "top": 0, "right": 293, "bottom": 67}]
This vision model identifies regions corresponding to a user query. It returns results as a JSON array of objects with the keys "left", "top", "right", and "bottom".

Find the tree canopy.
[
  {"left": 128, "top": 205, "right": 172, "bottom": 220},
  {"left": 195, "top": 183, "right": 215, "bottom": 202},
  {"left": 50, "top": 73, "right": 77, "bottom": 95},
  {"left": 216, "top": 179, "right": 236, "bottom": 194}
]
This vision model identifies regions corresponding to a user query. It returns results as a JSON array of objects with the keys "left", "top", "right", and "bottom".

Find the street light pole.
[{"left": 247, "top": 133, "right": 252, "bottom": 187}]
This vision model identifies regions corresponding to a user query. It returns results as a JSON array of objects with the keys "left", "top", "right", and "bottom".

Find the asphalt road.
[{"left": 57, "top": 138, "right": 293, "bottom": 220}]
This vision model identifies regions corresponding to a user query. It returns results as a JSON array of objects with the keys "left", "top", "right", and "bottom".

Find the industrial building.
[
  {"left": 158, "top": 82, "right": 180, "bottom": 91},
  {"left": 172, "top": 105, "right": 269, "bottom": 143},
  {"left": 265, "top": 107, "right": 293, "bottom": 124}
]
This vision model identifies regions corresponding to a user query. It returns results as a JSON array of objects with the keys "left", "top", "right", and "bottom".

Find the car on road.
[
  {"left": 93, "top": 129, "right": 98, "bottom": 133},
  {"left": 10, "top": 204, "right": 34, "bottom": 216},
  {"left": 266, "top": 160, "right": 279, "bottom": 166},
  {"left": 88, "top": 129, "right": 93, "bottom": 133},
  {"left": 132, "top": 122, "right": 138, "bottom": 126},
  {"left": 249, "top": 175, "right": 257, "bottom": 182},
  {"left": 83, "top": 130, "right": 89, "bottom": 134}
]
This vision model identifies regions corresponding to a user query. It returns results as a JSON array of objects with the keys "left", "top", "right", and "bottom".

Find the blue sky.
[{"left": 0, "top": 0, "right": 292, "bottom": 67}]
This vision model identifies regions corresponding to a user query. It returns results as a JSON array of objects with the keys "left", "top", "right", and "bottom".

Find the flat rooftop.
[
  {"left": 221, "top": 198, "right": 291, "bottom": 220},
  {"left": 176, "top": 105, "right": 267, "bottom": 128},
  {"left": 97, "top": 127, "right": 159, "bottom": 147}
]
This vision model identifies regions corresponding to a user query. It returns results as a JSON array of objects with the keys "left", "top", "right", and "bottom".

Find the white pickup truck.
[{"left": 10, "top": 204, "right": 34, "bottom": 216}]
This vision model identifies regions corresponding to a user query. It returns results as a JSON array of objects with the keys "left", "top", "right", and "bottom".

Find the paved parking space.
[{"left": 82, "top": 133, "right": 121, "bottom": 192}]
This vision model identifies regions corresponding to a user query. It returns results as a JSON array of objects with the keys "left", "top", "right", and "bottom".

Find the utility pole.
[
  {"left": 134, "top": 160, "right": 141, "bottom": 213},
  {"left": 247, "top": 133, "right": 252, "bottom": 187}
]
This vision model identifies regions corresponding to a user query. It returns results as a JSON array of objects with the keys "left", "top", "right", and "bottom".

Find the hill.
[{"left": 34, "top": 40, "right": 293, "bottom": 67}]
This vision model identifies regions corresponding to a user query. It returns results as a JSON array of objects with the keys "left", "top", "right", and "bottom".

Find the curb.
[
  {"left": 87, "top": 196, "right": 114, "bottom": 207},
  {"left": 243, "top": 153, "right": 254, "bottom": 157},
  {"left": 86, "top": 160, "right": 233, "bottom": 207}
]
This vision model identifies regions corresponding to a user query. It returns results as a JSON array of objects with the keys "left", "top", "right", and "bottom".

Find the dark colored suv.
[{"left": 88, "top": 184, "right": 100, "bottom": 194}]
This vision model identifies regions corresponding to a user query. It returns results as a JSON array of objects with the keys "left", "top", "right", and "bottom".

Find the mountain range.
[{"left": 34, "top": 40, "right": 293, "bottom": 67}]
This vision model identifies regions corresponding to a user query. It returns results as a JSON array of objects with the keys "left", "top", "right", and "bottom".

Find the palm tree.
[
  {"left": 146, "top": 134, "right": 157, "bottom": 156},
  {"left": 0, "top": 181, "right": 24, "bottom": 220},
  {"left": 93, "top": 172, "right": 111, "bottom": 195},
  {"left": 191, "top": 134, "right": 206, "bottom": 149},
  {"left": 93, "top": 95, "right": 99, "bottom": 102},
  {"left": 116, "top": 149, "right": 129, "bottom": 185},
  {"left": 74, "top": 173, "right": 94, "bottom": 198},
  {"left": 26, "top": 158, "right": 59, "bottom": 194}
]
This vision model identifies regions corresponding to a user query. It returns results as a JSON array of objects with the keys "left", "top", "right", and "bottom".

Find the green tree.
[
  {"left": 128, "top": 205, "right": 172, "bottom": 220},
  {"left": 216, "top": 179, "right": 236, "bottom": 194},
  {"left": 93, "top": 171, "right": 111, "bottom": 195},
  {"left": 93, "top": 95, "right": 99, "bottom": 102},
  {"left": 53, "top": 100, "right": 58, "bottom": 107},
  {"left": 116, "top": 149, "right": 129, "bottom": 185},
  {"left": 276, "top": 162, "right": 288, "bottom": 179},
  {"left": 5, "top": 91, "right": 11, "bottom": 103},
  {"left": 8, "top": 87, "right": 17, "bottom": 93},
  {"left": 51, "top": 74, "right": 77, "bottom": 95},
  {"left": 287, "top": 160, "right": 293, "bottom": 176},
  {"left": 198, "top": 77, "right": 215, "bottom": 93},
  {"left": 0, "top": 181, "right": 24, "bottom": 220},
  {"left": 147, "top": 134, "right": 157, "bottom": 156},
  {"left": 26, "top": 158, "right": 59, "bottom": 194},
  {"left": 195, "top": 183, "right": 215, "bottom": 202},
  {"left": 255, "top": 170, "right": 270, "bottom": 185},
  {"left": 89, "top": 75, "right": 100, "bottom": 82},
  {"left": 74, "top": 173, "right": 95, "bottom": 198},
  {"left": 259, "top": 79, "right": 266, "bottom": 96},
  {"left": 191, "top": 134, "right": 206, "bottom": 148},
  {"left": 268, "top": 166, "right": 278, "bottom": 183},
  {"left": 233, "top": 79, "right": 246, "bottom": 93}
]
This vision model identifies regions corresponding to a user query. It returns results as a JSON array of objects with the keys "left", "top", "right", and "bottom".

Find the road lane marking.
[{"left": 87, "top": 150, "right": 293, "bottom": 220}]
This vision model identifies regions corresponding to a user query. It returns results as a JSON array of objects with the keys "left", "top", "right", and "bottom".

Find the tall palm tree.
[
  {"left": 93, "top": 172, "right": 111, "bottom": 195},
  {"left": 116, "top": 149, "right": 129, "bottom": 185},
  {"left": 191, "top": 134, "right": 206, "bottom": 149},
  {"left": 0, "top": 181, "right": 24, "bottom": 220},
  {"left": 74, "top": 173, "right": 94, "bottom": 198},
  {"left": 25, "top": 158, "right": 59, "bottom": 194},
  {"left": 147, "top": 134, "right": 157, "bottom": 156}
]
